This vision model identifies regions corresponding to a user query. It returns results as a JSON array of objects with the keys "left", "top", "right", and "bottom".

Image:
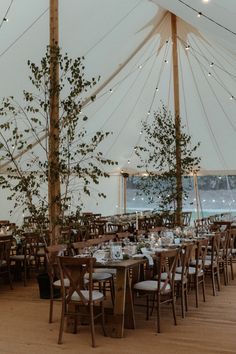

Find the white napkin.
[{"left": 141, "top": 247, "right": 154, "bottom": 266}]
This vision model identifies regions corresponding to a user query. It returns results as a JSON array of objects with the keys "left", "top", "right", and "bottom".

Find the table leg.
[{"left": 110, "top": 267, "right": 127, "bottom": 338}]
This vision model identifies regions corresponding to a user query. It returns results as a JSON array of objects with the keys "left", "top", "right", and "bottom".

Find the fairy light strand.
[
  {"left": 176, "top": 0, "right": 236, "bottom": 36},
  {"left": 0, "top": 0, "right": 14, "bottom": 31},
  {"left": 0, "top": 7, "right": 49, "bottom": 59}
]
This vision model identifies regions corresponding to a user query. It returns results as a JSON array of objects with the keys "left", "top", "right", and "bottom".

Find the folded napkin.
[{"left": 141, "top": 247, "right": 154, "bottom": 266}]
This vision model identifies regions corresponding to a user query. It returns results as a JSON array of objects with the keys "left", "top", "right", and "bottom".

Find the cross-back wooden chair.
[
  {"left": 175, "top": 242, "right": 195, "bottom": 317},
  {"left": 204, "top": 233, "right": 221, "bottom": 296},
  {"left": 57, "top": 256, "right": 106, "bottom": 347},
  {"left": 190, "top": 238, "right": 208, "bottom": 307},
  {"left": 133, "top": 248, "right": 179, "bottom": 333},
  {"left": 10, "top": 232, "right": 41, "bottom": 286},
  {"left": 0, "top": 238, "right": 13, "bottom": 289},
  {"left": 45, "top": 244, "right": 68, "bottom": 323},
  {"left": 71, "top": 239, "right": 115, "bottom": 305}
]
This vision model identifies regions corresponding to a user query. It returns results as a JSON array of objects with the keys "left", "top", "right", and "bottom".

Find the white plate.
[{"left": 93, "top": 250, "right": 107, "bottom": 262}]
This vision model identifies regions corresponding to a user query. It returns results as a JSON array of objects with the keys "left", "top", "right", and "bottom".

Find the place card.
[{"left": 110, "top": 242, "right": 123, "bottom": 260}]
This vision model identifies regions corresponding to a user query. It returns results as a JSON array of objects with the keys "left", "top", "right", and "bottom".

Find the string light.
[
  {"left": 185, "top": 45, "right": 190, "bottom": 50},
  {"left": 127, "top": 160, "right": 131, "bottom": 164},
  {"left": 147, "top": 111, "right": 150, "bottom": 115},
  {"left": 3, "top": 18, "right": 8, "bottom": 22},
  {"left": 208, "top": 72, "right": 211, "bottom": 76},
  {"left": 109, "top": 88, "right": 113, "bottom": 93},
  {"left": 202, "top": 0, "right": 210, "bottom": 3},
  {"left": 177, "top": 0, "right": 236, "bottom": 36},
  {"left": 164, "top": 59, "right": 168, "bottom": 63},
  {"left": 230, "top": 95, "right": 234, "bottom": 100},
  {"left": 210, "top": 62, "right": 214, "bottom": 67},
  {"left": 156, "top": 87, "right": 159, "bottom": 91},
  {"left": 139, "top": 131, "right": 143, "bottom": 135},
  {"left": 138, "top": 64, "right": 142, "bottom": 69}
]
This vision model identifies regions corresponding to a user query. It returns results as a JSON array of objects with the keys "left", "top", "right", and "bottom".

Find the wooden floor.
[{"left": 0, "top": 268, "right": 236, "bottom": 354}]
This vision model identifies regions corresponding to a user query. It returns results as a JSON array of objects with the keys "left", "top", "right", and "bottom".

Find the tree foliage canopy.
[
  {"left": 135, "top": 104, "right": 200, "bottom": 211},
  {"left": 0, "top": 47, "right": 117, "bottom": 223}
]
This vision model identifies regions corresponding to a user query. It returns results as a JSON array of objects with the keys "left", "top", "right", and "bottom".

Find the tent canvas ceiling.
[{"left": 0, "top": 0, "right": 236, "bottom": 220}]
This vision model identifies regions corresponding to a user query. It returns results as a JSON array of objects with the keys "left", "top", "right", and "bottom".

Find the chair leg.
[
  {"left": 100, "top": 302, "right": 107, "bottom": 337},
  {"left": 49, "top": 298, "right": 53, "bottom": 324},
  {"left": 230, "top": 260, "right": 234, "bottom": 280},
  {"left": 89, "top": 304, "right": 96, "bottom": 348},
  {"left": 172, "top": 293, "right": 177, "bottom": 326},
  {"left": 211, "top": 268, "right": 216, "bottom": 296},
  {"left": 181, "top": 286, "right": 185, "bottom": 318},
  {"left": 58, "top": 302, "right": 65, "bottom": 344},
  {"left": 216, "top": 266, "right": 221, "bottom": 291},
  {"left": 185, "top": 284, "right": 188, "bottom": 312},
  {"left": 202, "top": 277, "right": 206, "bottom": 302},
  {"left": 49, "top": 284, "right": 54, "bottom": 323},
  {"left": 156, "top": 293, "right": 161, "bottom": 333},
  {"left": 110, "top": 278, "right": 115, "bottom": 306},
  {"left": 195, "top": 277, "right": 199, "bottom": 308}
]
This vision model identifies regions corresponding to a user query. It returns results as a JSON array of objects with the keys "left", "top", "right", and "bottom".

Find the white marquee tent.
[{"left": 0, "top": 0, "right": 236, "bottom": 221}]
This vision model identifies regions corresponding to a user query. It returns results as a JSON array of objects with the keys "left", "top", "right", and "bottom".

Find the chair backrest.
[
  {"left": 219, "top": 230, "right": 230, "bottom": 259},
  {"left": 179, "top": 243, "right": 195, "bottom": 279},
  {"left": 155, "top": 249, "right": 179, "bottom": 292},
  {"left": 0, "top": 239, "right": 12, "bottom": 267},
  {"left": 71, "top": 241, "right": 89, "bottom": 256},
  {"left": 229, "top": 228, "right": 236, "bottom": 252},
  {"left": 210, "top": 233, "right": 221, "bottom": 264},
  {"left": 57, "top": 256, "right": 96, "bottom": 305},
  {"left": 195, "top": 238, "right": 208, "bottom": 272},
  {"left": 181, "top": 212, "right": 192, "bottom": 227},
  {"left": 45, "top": 244, "right": 67, "bottom": 280}
]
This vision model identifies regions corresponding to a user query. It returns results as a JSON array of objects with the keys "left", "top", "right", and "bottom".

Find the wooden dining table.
[{"left": 95, "top": 257, "right": 146, "bottom": 338}]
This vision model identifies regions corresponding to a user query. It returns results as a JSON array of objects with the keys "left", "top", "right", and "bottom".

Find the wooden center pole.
[
  {"left": 171, "top": 13, "right": 183, "bottom": 226},
  {"left": 49, "top": 0, "right": 61, "bottom": 244}
]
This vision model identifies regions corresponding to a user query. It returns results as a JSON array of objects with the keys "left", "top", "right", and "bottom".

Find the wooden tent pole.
[
  {"left": 49, "top": 0, "right": 61, "bottom": 244},
  {"left": 171, "top": 13, "right": 183, "bottom": 226},
  {"left": 122, "top": 173, "right": 129, "bottom": 214},
  {"left": 193, "top": 172, "right": 201, "bottom": 220}
]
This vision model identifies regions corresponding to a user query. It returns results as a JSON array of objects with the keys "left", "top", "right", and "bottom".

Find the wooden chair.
[
  {"left": 57, "top": 256, "right": 106, "bottom": 347},
  {"left": 204, "top": 233, "right": 221, "bottom": 296},
  {"left": 189, "top": 238, "right": 208, "bottom": 307},
  {"left": 228, "top": 228, "right": 236, "bottom": 280},
  {"left": 180, "top": 212, "right": 192, "bottom": 227},
  {"left": 0, "top": 238, "right": 13, "bottom": 289},
  {"left": 218, "top": 231, "right": 231, "bottom": 285},
  {"left": 10, "top": 232, "right": 41, "bottom": 286},
  {"left": 175, "top": 243, "right": 195, "bottom": 318},
  {"left": 133, "top": 249, "right": 179, "bottom": 333},
  {"left": 71, "top": 240, "right": 115, "bottom": 305},
  {"left": 45, "top": 244, "right": 68, "bottom": 323}
]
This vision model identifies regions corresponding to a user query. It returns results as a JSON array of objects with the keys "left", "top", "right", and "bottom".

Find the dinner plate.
[{"left": 93, "top": 250, "right": 107, "bottom": 262}]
